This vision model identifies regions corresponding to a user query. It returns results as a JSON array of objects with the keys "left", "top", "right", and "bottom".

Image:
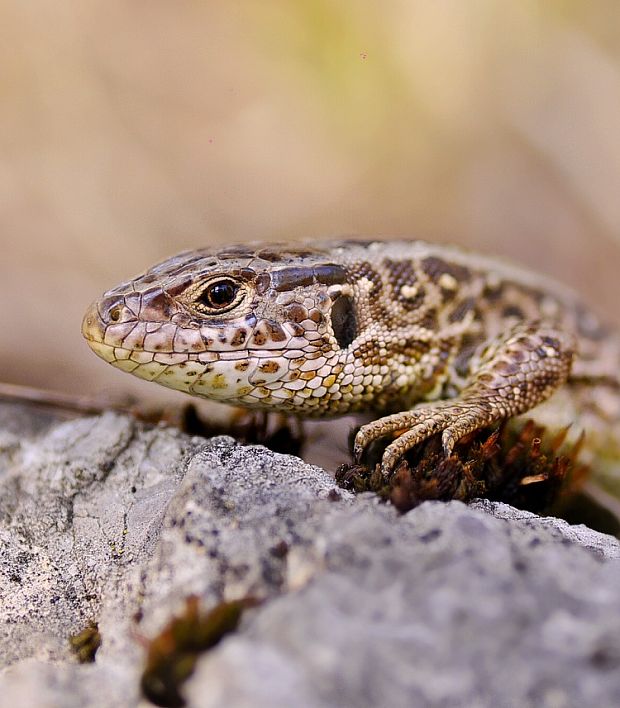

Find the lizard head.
[{"left": 82, "top": 242, "right": 364, "bottom": 416}]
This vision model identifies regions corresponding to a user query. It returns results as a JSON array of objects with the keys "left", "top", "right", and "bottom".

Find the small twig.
[{"left": 0, "top": 382, "right": 133, "bottom": 416}]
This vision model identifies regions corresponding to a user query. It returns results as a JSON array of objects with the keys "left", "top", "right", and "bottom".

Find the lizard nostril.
[{"left": 109, "top": 306, "right": 122, "bottom": 322}]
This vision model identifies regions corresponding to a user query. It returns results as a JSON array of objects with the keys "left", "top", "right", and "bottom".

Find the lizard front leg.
[{"left": 354, "top": 321, "right": 576, "bottom": 476}]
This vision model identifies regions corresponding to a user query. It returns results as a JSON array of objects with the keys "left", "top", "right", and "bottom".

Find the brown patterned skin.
[{"left": 82, "top": 240, "right": 620, "bottom": 477}]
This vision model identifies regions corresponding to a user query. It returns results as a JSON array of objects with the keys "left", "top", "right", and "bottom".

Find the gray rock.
[{"left": 1, "top": 404, "right": 620, "bottom": 708}]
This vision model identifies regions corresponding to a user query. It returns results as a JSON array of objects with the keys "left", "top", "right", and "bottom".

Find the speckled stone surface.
[{"left": 1, "top": 404, "right": 620, "bottom": 708}]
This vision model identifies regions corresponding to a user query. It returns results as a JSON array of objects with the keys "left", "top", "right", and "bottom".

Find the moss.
[
  {"left": 69, "top": 622, "right": 101, "bottom": 663},
  {"left": 140, "top": 596, "right": 258, "bottom": 708},
  {"left": 336, "top": 419, "right": 592, "bottom": 519}
]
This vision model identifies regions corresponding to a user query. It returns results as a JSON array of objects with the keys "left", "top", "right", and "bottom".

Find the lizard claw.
[
  {"left": 353, "top": 411, "right": 421, "bottom": 464},
  {"left": 353, "top": 438, "right": 365, "bottom": 464},
  {"left": 441, "top": 429, "right": 457, "bottom": 456}
]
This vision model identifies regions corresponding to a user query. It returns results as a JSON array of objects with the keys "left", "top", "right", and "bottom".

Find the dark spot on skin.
[
  {"left": 235, "top": 360, "right": 250, "bottom": 371},
  {"left": 331, "top": 294, "right": 357, "bottom": 349},
  {"left": 482, "top": 281, "right": 504, "bottom": 301},
  {"left": 502, "top": 305, "right": 525, "bottom": 319},
  {"left": 252, "top": 332, "right": 267, "bottom": 346},
  {"left": 382, "top": 259, "right": 426, "bottom": 311},
  {"left": 401, "top": 290, "right": 425, "bottom": 312},
  {"left": 259, "top": 360, "right": 280, "bottom": 373},
  {"left": 383, "top": 258, "right": 416, "bottom": 291},
  {"left": 351, "top": 261, "right": 382, "bottom": 296},
  {"left": 439, "top": 285, "right": 458, "bottom": 303},
  {"left": 286, "top": 322, "right": 305, "bottom": 337},
  {"left": 218, "top": 333, "right": 227, "bottom": 344},
  {"left": 448, "top": 297, "right": 477, "bottom": 323},
  {"left": 421, "top": 256, "right": 471, "bottom": 284},
  {"left": 264, "top": 321, "right": 287, "bottom": 342},
  {"left": 420, "top": 308, "right": 438, "bottom": 331},
  {"left": 230, "top": 329, "right": 247, "bottom": 347},
  {"left": 541, "top": 336, "right": 560, "bottom": 350},
  {"left": 284, "top": 304, "right": 308, "bottom": 323},
  {"left": 309, "top": 309, "right": 324, "bottom": 324}
]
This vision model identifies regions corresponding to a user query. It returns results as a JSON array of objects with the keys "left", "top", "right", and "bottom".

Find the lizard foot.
[
  {"left": 354, "top": 399, "right": 499, "bottom": 477},
  {"left": 355, "top": 321, "right": 575, "bottom": 477}
]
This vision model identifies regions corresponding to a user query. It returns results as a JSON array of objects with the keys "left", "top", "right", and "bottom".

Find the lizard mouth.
[
  {"left": 81, "top": 295, "right": 323, "bottom": 407},
  {"left": 81, "top": 300, "right": 282, "bottom": 400},
  {"left": 82, "top": 337, "right": 286, "bottom": 404}
]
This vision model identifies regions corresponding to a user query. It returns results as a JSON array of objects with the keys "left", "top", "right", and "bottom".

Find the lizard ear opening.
[{"left": 331, "top": 293, "right": 357, "bottom": 349}]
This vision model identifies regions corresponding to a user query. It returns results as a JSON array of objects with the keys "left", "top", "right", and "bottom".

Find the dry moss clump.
[
  {"left": 336, "top": 420, "right": 589, "bottom": 516},
  {"left": 141, "top": 596, "right": 258, "bottom": 708},
  {"left": 69, "top": 622, "right": 101, "bottom": 663}
]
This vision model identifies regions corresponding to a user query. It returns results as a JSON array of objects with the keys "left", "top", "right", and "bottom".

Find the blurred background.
[{"left": 3, "top": 0, "right": 620, "bottom": 415}]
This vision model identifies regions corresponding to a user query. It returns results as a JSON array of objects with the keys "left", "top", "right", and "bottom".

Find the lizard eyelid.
[{"left": 193, "top": 277, "right": 245, "bottom": 314}]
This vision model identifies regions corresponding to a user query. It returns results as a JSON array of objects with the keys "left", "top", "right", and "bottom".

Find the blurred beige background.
[{"left": 2, "top": 0, "right": 620, "bottom": 410}]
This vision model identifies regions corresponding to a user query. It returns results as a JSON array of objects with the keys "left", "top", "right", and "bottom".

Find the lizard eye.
[{"left": 195, "top": 278, "right": 243, "bottom": 313}]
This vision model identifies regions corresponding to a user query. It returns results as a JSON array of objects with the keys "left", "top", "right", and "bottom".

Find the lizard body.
[{"left": 82, "top": 240, "right": 620, "bottom": 483}]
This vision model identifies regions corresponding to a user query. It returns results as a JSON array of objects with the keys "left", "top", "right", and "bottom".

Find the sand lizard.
[{"left": 82, "top": 240, "right": 620, "bottom": 487}]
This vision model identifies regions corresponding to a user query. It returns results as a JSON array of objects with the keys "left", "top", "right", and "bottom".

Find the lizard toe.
[
  {"left": 354, "top": 411, "right": 420, "bottom": 462},
  {"left": 380, "top": 418, "right": 444, "bottom": 477}
]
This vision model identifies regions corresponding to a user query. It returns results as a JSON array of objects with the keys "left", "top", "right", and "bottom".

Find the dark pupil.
[{"left": 203, "top": 280, "right": 238, "bottom": 308}]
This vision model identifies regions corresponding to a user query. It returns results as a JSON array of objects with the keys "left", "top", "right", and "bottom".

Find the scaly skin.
[{"left": 82, "top": 240, "right": 620, "bottom": 481}]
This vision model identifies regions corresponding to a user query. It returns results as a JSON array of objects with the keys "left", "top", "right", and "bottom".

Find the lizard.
[{"left": 81, "top": 239, "right": 620, "bottom": 492}]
